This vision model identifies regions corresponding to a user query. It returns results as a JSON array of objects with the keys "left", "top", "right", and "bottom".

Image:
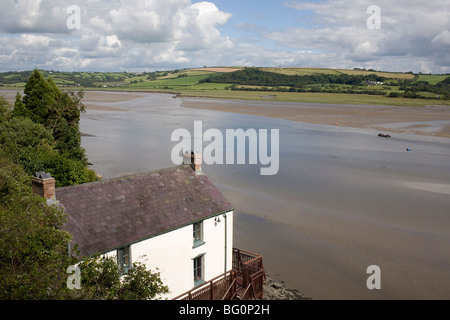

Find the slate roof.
[{"left": 57, "top": 165, "right": 233, "bottom": 257}]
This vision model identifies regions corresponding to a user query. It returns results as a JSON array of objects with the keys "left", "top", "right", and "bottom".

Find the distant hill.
[
  {"left": 261, "top": 67, "right": 416, "bottom": 80},
  {"left": 1, "top": 67, "right": 449, "bottom": 104}
]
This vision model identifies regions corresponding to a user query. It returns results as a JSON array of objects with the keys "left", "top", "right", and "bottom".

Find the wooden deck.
[{"left": 173, "top": 248, "right": 265, "bottom": 300}]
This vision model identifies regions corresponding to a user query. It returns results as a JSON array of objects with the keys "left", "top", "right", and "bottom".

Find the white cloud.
[
  {"left": 276, "top": 0, "right": 450, "bottom": 72},
  {"left": 0, "top": 0, "right": 72, "bottom": 34},
  {"left": 175, "top": 2, "right": 233, "bottom": 51},
  {"left": 0, "top": 0, "right": 448, "bottom": 72},
  {"left": 0, "top": 0, "right": 235, "bottom": 71}
]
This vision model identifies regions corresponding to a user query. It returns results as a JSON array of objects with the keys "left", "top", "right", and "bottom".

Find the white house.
[{"left": 32, "top": 153, "right": 264, "bottom": 300}]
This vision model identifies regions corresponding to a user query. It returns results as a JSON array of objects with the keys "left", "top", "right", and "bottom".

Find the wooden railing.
[
  {"left": 233, "top": 248, "right": 265, "bottom": 300},
  {"left": 174, "top": 270, "right": 237, "bottom": 300},
  {"left": 173, "top": 248, "right": 265, "bottom": 300}
]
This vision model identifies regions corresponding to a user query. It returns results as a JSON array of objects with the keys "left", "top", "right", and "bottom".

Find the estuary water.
[{"left": 80, "top": 92, "right": 450, "bottom": 300}]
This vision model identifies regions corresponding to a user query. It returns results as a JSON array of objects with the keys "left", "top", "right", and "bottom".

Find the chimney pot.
[
  {"left": 32, "top": 173, "right": 56, "bottom": 200},
  {"left": 183, "top": 151, "right": 202, "bottom": 174}
]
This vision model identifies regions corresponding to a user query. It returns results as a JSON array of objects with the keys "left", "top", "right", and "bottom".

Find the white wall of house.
[{"left": 104, "top": 211, "right": 234, "bottom": 300}]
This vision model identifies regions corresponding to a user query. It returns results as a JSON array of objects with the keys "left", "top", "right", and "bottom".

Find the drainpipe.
[{"left": 224, "top": 213, "right": 228, "bottom": 274}]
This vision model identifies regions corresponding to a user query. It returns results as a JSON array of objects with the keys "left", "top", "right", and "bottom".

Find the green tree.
[
  {"left": 49, "top": 90, "right": 87, "bottom": 162},
  {"left": 118, "top": 260, "right": 169, "bottom": 300},
  {"left": 11, "top": 92, "right": 28, "bottom": 119},
  {"left": 0, "top": 117, "right": 54, "bottom": 150},
  {"left": 6, "top": 69, "right": 95, "bottom": 186},
  {"left": 0, "top": 116, "right": 95, "bottom": 187},
  {"left": 0, "top": 154, "right": 169, "bottom": 300},
  {"left": 0, "top": 117, "right": 55, "bottom": 174},
  {"left": 0, "top": 154, "right": 75, "bottom": 299},
  {"left": 13, "top": 70, "right": 88, "bottom": 164},
  {"left": 0, "top": 95, "right": 11, "bottom": 123},
  {"left": 76, "top": 255, "right": 169, "bottom": 300},
  {"left": 21, "top": 69, "right": 59, "bottom": 124},
  {"left": 42, "top": 152, "right": 93, "bottom": 187}
]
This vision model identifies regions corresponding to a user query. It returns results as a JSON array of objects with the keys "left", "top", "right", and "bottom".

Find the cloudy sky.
[{"left": 0, "top": 0, "right": 448, "bottom": 73}]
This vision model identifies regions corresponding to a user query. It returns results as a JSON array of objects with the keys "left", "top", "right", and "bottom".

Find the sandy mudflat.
[
  {"left": 82, "top": 91, "right": 147, "bottom": 111},
  {"left": 83, "top": 104, "right": 130, "bottom": 112},
  {"left": 180, "top": 97, "right": 450, "bottom": 138},
  {"left": 83, "top": 91, "right": 145, "bottom": 103},
  {"left": 1, "top": 89, "right": 141, "bottom": 112}
]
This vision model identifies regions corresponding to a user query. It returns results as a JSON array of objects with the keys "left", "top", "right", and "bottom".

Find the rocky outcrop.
[{"left": 263, "top": 275, "right": 312, "bottom": 300}]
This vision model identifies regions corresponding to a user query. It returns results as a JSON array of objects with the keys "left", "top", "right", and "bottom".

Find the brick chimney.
[
  {"left": 32, "top": 172, "right": 56, "bottom": 201},
  {"left": 183, "top": 151, "right": 202, "bottom": 174}
]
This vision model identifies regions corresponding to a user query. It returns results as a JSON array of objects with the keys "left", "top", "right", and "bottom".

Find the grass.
[
  {"left": 173, "top": 89, "right": 450, "bottom": 107},
  {"left": 416, "top": 74, "right": 450, "bottom": 85}
]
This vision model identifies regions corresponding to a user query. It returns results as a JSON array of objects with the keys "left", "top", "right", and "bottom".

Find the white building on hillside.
[{"left": 32, "top": 153, "right": 264, "bottom": 300}]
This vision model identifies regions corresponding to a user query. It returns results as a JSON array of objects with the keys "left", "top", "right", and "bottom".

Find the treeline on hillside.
[
  {"left": 0, "top": 71, "right": 33, "bottom": 85},
  {"left": 400, "top": 77, "right": 450, "bottom": 99},
  {"left": 200, "top": 67, "right": 387, "bottom": 87},
  {"left": 224, "top": 84, "right": 388, "bottom": 95},
  {"left": 0, "top": 70, "right": 134, "bottom": 87}
]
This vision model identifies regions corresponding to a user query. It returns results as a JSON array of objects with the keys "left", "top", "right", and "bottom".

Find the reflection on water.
[{"left": 80, "top": 92, "right": 450, "bottom": 299}]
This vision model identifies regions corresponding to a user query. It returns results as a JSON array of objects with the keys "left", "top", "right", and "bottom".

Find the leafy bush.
[
  {"left": 43, "top": 152, "right": 94, "bottom": 187},
  {"left": 389, "top": 92, "right": 403, "bottom": 98},
  {"left": 76, "top": 255, "right": 169, "bottom": 300}
]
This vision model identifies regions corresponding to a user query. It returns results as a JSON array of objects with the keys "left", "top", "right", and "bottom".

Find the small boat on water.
[{"left": 378, "top": 133, "right": 391, "bottom": 138}]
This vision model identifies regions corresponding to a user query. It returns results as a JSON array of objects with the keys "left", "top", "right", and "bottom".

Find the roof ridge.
[{"left": 56, "top": 164, "right": 191, "bottom": 190}]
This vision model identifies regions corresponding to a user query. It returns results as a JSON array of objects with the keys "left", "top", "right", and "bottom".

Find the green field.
[
  {"left": 262, "top": 67, "right": 416, "bottom": 80},
  {"left": 173, "top": 89, "right": 450, "bottom": 107},
  {"left": 416, "top": 74, "right": 450, "bottom": 85},
  {"left": 1, "top": 67, "right": 449, "bottom": 106}
]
